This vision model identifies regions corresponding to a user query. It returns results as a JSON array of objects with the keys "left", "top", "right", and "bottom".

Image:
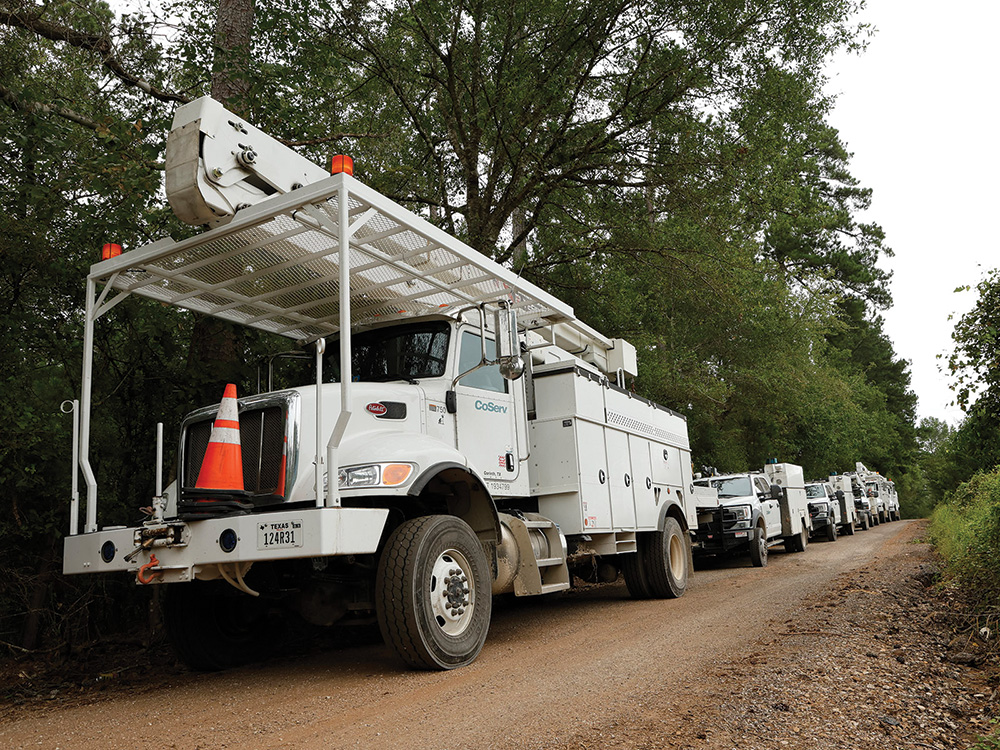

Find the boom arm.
[{"left": 165, "top": 97, "right": 330, "bottom": 226}]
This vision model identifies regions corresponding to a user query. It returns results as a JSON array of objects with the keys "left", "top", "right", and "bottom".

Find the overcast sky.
[{"left": 825, "top": 0, "right": 1000, "bottom": 424}]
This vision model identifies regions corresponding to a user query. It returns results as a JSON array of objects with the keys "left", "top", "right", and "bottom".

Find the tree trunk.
[{"left": 211, "top": 0, "right": 255, "bottom": 111}]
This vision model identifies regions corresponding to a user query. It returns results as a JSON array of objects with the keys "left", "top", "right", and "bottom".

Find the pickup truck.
[{"left": 692, "top": 462, "right": 811, "bottom": 567}]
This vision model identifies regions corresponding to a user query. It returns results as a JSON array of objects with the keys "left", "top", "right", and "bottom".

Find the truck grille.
[{"left": 183, "top": 404, "right": 288, "bottom": 499}]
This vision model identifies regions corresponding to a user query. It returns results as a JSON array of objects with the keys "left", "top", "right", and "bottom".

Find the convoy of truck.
[{"left": 60, "top": 98, "right": 905, "bottom": 672}]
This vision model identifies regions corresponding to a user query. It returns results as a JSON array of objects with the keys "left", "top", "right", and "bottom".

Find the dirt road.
[{"left": 0, "top": 520, "right": 988, "bottom": 749}]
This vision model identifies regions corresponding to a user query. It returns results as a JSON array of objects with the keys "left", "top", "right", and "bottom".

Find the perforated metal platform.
[{"left": 88, "top": 173, "right": 575, "bottom": 341}]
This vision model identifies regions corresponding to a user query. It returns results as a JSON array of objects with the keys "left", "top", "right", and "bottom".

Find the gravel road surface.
[{"left": 1, "top": 519, "right": 993, "bottom": 750}]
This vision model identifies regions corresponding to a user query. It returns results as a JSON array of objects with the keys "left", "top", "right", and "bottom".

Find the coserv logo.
[
  {"left": 366, "top": 402, "right": 388, "bottom": 416},
  {"left": 475, "top": 400, "right": 508, "bottom": 414}
]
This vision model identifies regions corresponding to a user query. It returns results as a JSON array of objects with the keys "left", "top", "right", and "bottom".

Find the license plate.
[
  {"left": 257, "top": 519, "right": 303, "bottom": 550},
  {"left": 734, "top": 531, "right": 748, "bottom": 538}
]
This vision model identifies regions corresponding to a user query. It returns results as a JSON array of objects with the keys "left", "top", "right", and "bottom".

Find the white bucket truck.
[
  {"left": 853, "top": 462, "right": 895, "bottom": 524},
  {"left": 62, "top": 98, "right": 699, "bottom": 671},
  {"left": 692, "top": 461, "right": 811, "bottom": 567}
]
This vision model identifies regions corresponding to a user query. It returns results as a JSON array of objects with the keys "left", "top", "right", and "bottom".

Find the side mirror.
[
  {"left": 494, "top": 301, "right": 524, "bottom": 381},
  {"left": 770, "top": 484, "right": 783, "bottom": 501},
  {"left": 835, "top": 490, "right": 845, "bottom": 501}
]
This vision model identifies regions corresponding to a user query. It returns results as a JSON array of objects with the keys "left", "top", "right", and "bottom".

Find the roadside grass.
[
  {"left": 971, "top": 721, "right": 1000, "bottom": 750},
  {"left": 928, "top": 468, "right": 1000, "bottom": 611}
]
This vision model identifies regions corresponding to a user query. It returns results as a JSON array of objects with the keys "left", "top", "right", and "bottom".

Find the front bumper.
[
  {"left": 63, "top": 507, "right": 389, "bottom": 582},
  {"left": 694, "top": 508, "right": 752, "bottom": 554}
]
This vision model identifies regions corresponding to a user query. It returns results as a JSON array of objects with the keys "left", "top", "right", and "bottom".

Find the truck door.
[
  {"left": 454, "top": 329, "right": 520, "bottom": 489},
  {"left": 756, "top": 476, "right": 782, "bottom": 538}
]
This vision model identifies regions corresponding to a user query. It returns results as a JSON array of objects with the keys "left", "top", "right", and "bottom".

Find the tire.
[
  {"left": 825, "top": 519, "right": 837, "bottom": 542},
  {"left": 640, "top": 517, "right": 690, "bottom": 597},
  {"left": 785, "top": 520, "right": 808, "bottom": 553},
  {"left": 879, "top": 510, "right": 887, "bottom": 524},
  {"left": 622, "top": 547, "right": 653, "bottom": 599},
  {"left": 843, "top": 519, "right": 856, "bottom": 536},
  {"left": 860, "top": 512, "right": 870, "bottom": 531},
  {"left": 749, "top": 523, "right": 768, "bottom": 567},
  {"left": 163, "top": 580, "right": 282, "bottom": 671},
  {"left": 376, "top": 515, "right": 492, "bottom": 670}
]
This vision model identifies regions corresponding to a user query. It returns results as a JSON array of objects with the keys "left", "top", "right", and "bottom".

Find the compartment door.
[
  {"left": 629, "top": 435, "right": 657, "bottom": 529},
  {"left": 606, "top": 428, "right": 636, "bottom": 529}
]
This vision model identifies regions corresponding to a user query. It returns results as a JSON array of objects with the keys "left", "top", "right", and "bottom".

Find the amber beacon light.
[
  {"left": 101, "top": 243, "right": 122, "bottom": 260},
  {"left": 330, "top": 154, "right": 354, "bottom": 175}
]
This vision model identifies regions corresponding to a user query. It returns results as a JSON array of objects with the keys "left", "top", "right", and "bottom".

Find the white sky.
[{"left": 825, "top": 0, "right": 1000, "bottom": 424}]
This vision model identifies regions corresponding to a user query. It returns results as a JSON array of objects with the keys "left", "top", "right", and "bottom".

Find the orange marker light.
[
  {"left": 381, "top": 464, "right": 413, "bottom": 486},
  {"left": 102, "top": 243, "right": 122, "bottom": 260},
  {"left": 330, "top": 155, "right": 354, "bottom": 176}
]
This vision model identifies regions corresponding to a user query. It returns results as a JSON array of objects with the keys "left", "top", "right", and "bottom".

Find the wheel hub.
[{"left": 430, "top": 550, "right": 475, "bottom": 636}]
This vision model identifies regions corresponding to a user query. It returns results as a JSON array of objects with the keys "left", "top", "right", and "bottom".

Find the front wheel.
[
  {"left": 860, "top": 512, "right": 870, "bottom": 531},
  {"left": 749, "top": 524, "right": 768, "bottom": 567},
  {"left": 825, "top": 520, "right": 837, "bottom": 542},
  {"left": 376, "top": 515, "right": 492, "bottom": 670}
]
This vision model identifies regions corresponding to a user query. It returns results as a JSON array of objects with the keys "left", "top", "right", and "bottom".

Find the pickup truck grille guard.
[{"left": 695, "top": 507, "right": 747, "bottom": 553}]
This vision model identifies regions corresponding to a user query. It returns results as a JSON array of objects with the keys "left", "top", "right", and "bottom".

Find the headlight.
[
  {"left": 731, "top": 505, "right": 752, "bottom": 521},
  {"left": 338, "top": 463, "right": 414, "bottom": 488}
]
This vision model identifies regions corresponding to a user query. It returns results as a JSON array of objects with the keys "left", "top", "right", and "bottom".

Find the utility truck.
[
  {"left": 804, "top": 480, "right": 854, "bottom": 541},
  {"left": 62, "top": 97, "right": 702, "bottom": 671},
  {"left": 853, "top": 462, "right": 896, "bottom": 524},
  {"left": 691, "top": 461, "right": 812, "bottom": 567},
  {"left": 827, "top": 474, "right": 863, "bottom": 532}
]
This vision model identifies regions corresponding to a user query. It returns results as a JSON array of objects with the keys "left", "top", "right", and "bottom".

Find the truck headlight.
[
  {"left": 338, "top": 463, "right": 414, "bottom": 488},
  {"left": 731, "top": 505, "right": 752, "bottom": 521}
]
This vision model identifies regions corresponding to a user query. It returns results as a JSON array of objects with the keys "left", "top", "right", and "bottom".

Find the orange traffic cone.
[{"left": 179, "top": 384, "right": 252, "bottom": 519}]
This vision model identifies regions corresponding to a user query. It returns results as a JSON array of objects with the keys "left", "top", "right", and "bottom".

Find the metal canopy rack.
[
  {"left": 74, "top": 172, "right": 609, "bottom": 535},
  {"left": 87, "top": 172, "right": 575, "bottom": 340}
]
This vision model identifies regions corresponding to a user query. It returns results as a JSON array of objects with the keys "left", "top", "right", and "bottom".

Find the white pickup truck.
[
  {"left": 62, "top": 97, "right": 701, "bottom": 671},
  {"left": 692, "top": 461, "right": 812, "bottom": 567}
]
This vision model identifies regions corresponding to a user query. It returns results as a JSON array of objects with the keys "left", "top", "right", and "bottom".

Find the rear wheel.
[
  {"left": 843, "top": 519, "right": 856, "bottom": 536},
  {"left": 785, "top": 521, "right": 809, "bottom": 553},
  {"left": 749, "top": 524, "right": 768, "bottom": 567},
  {"left": 860, "top": 512, "right": 870, "bottom": 531},
  {"left": 622, "top": 547, "right": 652, "bottom": 599},
  {"left": 641, "top": 518, "right": 689, "bottom": 597},
  {"left": 376, "top": 515, "right": 492, "bottom": 670}
]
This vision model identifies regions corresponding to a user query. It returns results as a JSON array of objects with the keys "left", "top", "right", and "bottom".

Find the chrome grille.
[{"left": 183, "top": 404, "right": 288, "bottom": 498}]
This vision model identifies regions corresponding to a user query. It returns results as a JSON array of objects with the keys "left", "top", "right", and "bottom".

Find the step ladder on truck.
[{"left": 62, "top": 97, "right": 706, "bottom": 671}]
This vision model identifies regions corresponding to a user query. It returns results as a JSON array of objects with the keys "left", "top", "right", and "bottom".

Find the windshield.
[
  {"left": 705, "top": 476, "right": 753, "bottom": 498},
  {"left": 323, "top": 321, "right": 451, "bottom": 383},
  {"left": 805, "top": 484, "right": 827, "bottom": 499},
  {"left": 866, "top": 482, "right": 880, "bottom": 497}
]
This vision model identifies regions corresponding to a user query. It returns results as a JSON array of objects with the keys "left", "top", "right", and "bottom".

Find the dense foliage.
[
  {"left": 0, "top": 0, "right": 924, "bottom": 656},
  {"left": 929, "top": 469, "right": 1000, "bottom": 610}
]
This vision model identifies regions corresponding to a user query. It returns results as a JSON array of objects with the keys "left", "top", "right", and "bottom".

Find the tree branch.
[
  {"left": 0, "top": 81, "right": 102, "bottom": 129},
  {"left": 0, "top": 7, "right": 189, "bottom": 104}
]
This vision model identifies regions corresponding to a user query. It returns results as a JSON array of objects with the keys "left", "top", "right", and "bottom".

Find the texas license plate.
[{"left": 257, "top": 519, "right": 303, "bottom": 550}]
